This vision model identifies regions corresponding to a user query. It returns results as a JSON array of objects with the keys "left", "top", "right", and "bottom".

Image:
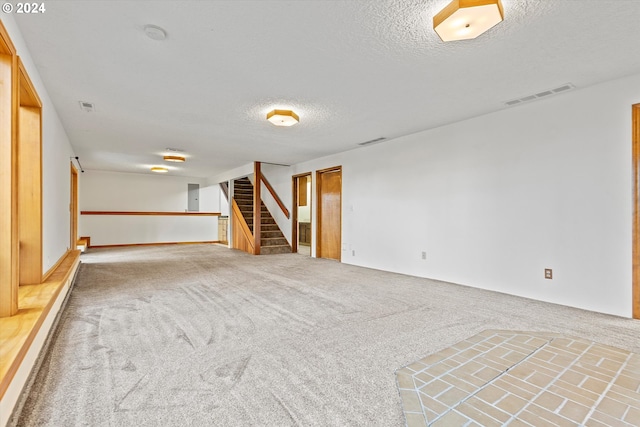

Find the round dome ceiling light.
[
  {"left": 267, "top": 109, "right": 299, "bottom": 127},
  {"left": 164, "top": 155, "right": 185, "bottom": 162},
  {"left": 144, "top": 24, "right": 167, "bottom": 41},
  {"left": 151, "top": 166, "right": 169, "bottom": 173}
]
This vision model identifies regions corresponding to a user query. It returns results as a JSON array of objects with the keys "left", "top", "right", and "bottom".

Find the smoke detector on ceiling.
[
  {"left": 79, "top": 101, "right": 95, "bottom": 112},
  {"left": 144, "top": 25, "right": 167, "bottom": 41}
]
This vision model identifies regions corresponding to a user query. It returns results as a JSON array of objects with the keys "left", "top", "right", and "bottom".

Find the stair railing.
[
  {"left": 259, "top": 173, "right": 290, "bottom": 219},
  {"left": 231, "top": 162, "right": 290, "bottom": 255}
]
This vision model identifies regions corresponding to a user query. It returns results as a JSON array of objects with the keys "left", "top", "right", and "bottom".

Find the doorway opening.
[
  {"left": 188, "top": 183, "right": 200, "bottom": 212},
  {"left": 316, "top": 166, "right": 342, "bottom": 261},
  {"left": 71, "top": 163, "right": 78, "bottom": 249},
  {"left": 292, "top": 173, "right": 312, "bottom": 256}
]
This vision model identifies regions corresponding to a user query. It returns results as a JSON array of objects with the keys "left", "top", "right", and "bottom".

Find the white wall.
[
  {"left": 1, "top": 16, "right": 77, "bottom": 427},
  {"left": 79, "top": 170, "right": 220, "bottom": 246},
  {"left": 260, "top": 163, "right": 294, "bottom": 244},
  {"left": 260, "top": 72, "right": 640, "bottom": 318},
  {"left": 3, "top": 16, "right": 76, "bottom": 272}
]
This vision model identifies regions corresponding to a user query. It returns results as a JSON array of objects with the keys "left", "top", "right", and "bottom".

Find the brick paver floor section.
[{"left": 396, "top": 330, "right": 640, "bottom": 426}]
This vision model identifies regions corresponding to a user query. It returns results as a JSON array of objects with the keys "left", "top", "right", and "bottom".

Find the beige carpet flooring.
[{"left": 14, "top": 244, "right": 640, "bottom": 426}]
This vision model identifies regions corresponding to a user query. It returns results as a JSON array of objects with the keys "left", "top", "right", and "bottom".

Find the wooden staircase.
[{"left": 234, "top": 177, "right": 291, "bottom": 255}]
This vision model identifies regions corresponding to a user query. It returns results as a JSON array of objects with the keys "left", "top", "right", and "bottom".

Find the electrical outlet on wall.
[
  {"left": 545, "top": 269, "right": 553, "bottom": 279},
  {"left": 352, "top": 250, "right": 355, "bottom": 256},
  {"left": 421, "top": 251, "right": 427, "bottom": 260}
]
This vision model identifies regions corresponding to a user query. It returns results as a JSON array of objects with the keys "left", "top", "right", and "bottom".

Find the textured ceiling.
[{"left": 13, "top": 0, "right": 640, "bottom": 178}]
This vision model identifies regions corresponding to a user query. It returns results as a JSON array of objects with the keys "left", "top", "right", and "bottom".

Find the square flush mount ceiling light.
[
  {"left": 267, "top": 109, "right": 299, "bottom": 127},
  {"left": 434, "top": 0, "right": 504, "bottom": 42}
]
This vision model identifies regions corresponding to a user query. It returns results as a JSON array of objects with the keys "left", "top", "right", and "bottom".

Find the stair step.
[
  {"left": 246, "top": 220, "right": 277, "bottom": 228},
  {"left": 260, "top": 245, "right": 292, "bottom": 255},
  {"left": 261, "top": 237, "right": 289, "bottom": 246}
]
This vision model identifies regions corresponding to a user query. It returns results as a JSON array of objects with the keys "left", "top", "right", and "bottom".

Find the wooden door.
[{"left": 316, "top": 167, "right": 341, "bottom": 260}]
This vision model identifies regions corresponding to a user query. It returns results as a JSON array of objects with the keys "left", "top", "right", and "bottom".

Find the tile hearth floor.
[{"left": 396, "top": 330, "right": 640, "bottom": 426}]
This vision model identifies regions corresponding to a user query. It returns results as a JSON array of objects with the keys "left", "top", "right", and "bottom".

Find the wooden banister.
[
  {"left": 260, "top": 174, "right": 290, "bottom": 219},
  {"left": 253, "top": 163, "right": 261, "bottom": 255}
]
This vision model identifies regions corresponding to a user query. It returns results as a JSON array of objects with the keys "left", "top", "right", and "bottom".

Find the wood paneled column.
[{"left": 0, "top": 22, "right": 18, "bottom": 317}]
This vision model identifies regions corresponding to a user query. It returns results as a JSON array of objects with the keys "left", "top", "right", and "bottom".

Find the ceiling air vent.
[
  {"left": 504, "top": 83, "right": 575, "bottom": 107},
  {"left": 79, "top": 101, "right": 95, "bottom": 112},
  {"left": 358, "top": 137, "right": 386, "bottom": 146}
]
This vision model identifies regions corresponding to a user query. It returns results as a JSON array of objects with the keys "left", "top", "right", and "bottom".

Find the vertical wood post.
[
  {"left": 0, "top": 22, "right": 19, "bottom": 317},
  {"left": 253, "top": 161, "right": 261, "bottom": 255}
]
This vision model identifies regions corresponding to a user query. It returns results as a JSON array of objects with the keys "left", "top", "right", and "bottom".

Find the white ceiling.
[{"left": 13, "top": 0, "right": 640, "bottom": 178}]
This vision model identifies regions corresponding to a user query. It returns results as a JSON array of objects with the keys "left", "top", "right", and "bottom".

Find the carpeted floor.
[{"left": 14, "top": 244, "right": 640, "bottom": 426}]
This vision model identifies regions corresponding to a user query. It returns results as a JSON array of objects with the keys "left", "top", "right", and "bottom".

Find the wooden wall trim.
[
  {"left": 633, "top": 103, "right": 639, "bottom": 319},
  {"left": 0, "top": 20, "right": 17, "bottom": 55},
  {"left": 41, "top": 249, "right": 71, "bottom": 283},
  {"left": 17, "top": 57, "right": 41, "bottom": 108},
  {"left": 89, "top": 241, "right": 218, "bottom": 249},
  {"left": 17, "top": 104, "right": 42, "bottom": 285},
  {"left": 0, "top": 25, "right": 18, "bottom": 317},
  {"left": 0, "top": 250, "right": 80, "bottom": 399},
  {"left": 80, "top": 211, "right": 221, "bottom": 216}
]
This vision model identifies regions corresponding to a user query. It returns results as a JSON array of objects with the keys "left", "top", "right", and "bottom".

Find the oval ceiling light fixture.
[
  {"left": 433, "top": 0, "right": 504, "bottom": 42},
  {"left": 267, "top": 109, "right": 299, "bottom": 127},
  {"left": 143, "top": 24, "right": 167, "bottom": 41},
  {"left": 151, "top": 166, "right": 169, "bottom": 173},
  {"left": 164, "top": 155, "right": 186, "bottom": 162}
]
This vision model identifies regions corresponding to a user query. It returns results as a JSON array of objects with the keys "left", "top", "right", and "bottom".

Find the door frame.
[
  {"left": 70, "top": 162, "right": 78, "bottom": 249},
  {"left": 291, "top": 172, "right": 312, "bottom": 254},
  {"left": 316, "top": 166, "right": 342, "bottom": 261},
  {"left": 633, "top": 103, "right": 639, "bottom": 319}
]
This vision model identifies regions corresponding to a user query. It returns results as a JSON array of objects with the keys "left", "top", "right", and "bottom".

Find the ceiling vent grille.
[
  {"left": 165, "top": 147, "right": 185, "bottom": 152},
  {"left": 504, "top": 83, "right": 575, "bottom": 107},
  {"left": 79, "top": 101, "right": 95, "bottom": 112},
  {"left": 358, "top": 137, "right": 386, "bottom": 146}
]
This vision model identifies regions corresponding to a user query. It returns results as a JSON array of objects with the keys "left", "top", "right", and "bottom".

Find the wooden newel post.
[{"left": 253, "top": 161, "right": 261, "bottom": 255}]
